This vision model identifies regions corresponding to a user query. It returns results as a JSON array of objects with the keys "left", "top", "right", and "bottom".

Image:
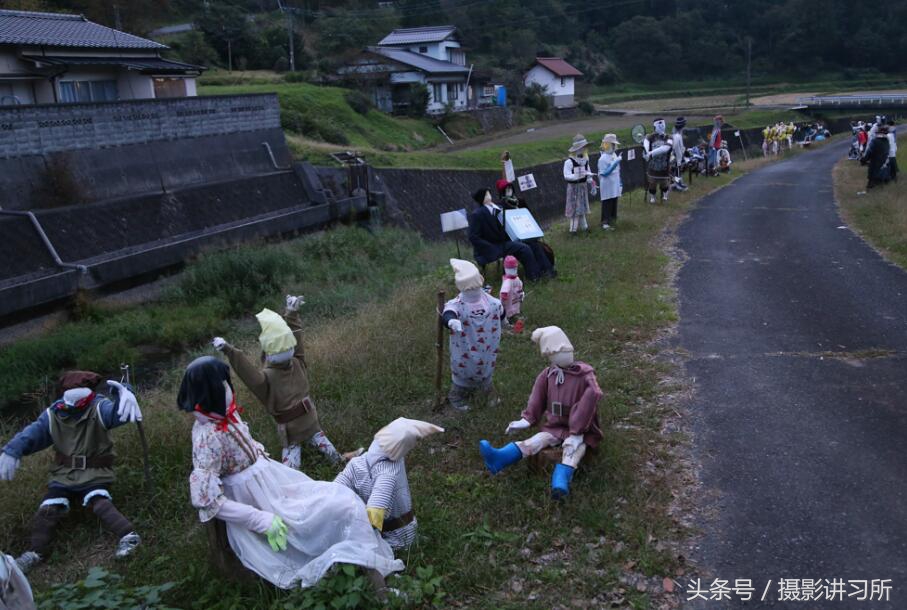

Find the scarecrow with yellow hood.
[{"left": 213, "top": 295, "right": 344, "bottom": 468}]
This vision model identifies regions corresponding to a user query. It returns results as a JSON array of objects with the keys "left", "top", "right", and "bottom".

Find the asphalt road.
[{"left": 677, "top": 142, "right": 907, "bottom": 609}]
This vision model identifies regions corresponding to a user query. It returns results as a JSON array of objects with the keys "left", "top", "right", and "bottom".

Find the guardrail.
[{"left": 797, "top": 94, "right": 907, "bottom": 108}]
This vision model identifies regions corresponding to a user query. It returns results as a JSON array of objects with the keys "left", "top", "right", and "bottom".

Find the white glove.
[
  {"left": 107, "top": 380, "right": 142, "bottom": 423},
  {"left": 0, "top": 453, "right": 20, "bottom": 481},
  {"left": 212, "top": 337, "right": 227, "bottom": 351},
  {"left": 448, "top": 319, "right": 463, "bottom": 333},
  {"left": 286, "top": 295, "right": 305, "bottom": 312},
  {"left": 505, "top": 418, "right": 531, "bottom": 434}
]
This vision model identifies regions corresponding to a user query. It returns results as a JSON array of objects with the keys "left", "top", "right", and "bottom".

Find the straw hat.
[
  {"left": 601, "top": 133, "right": 620, "bottom": 146},
  {"left": 569, "top": 133, "right": 589, "bottom": 153}
]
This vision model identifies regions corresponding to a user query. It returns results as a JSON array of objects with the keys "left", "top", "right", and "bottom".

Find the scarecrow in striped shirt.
[{"left": 335, "top": 418, "right": 444, "bottom": 550}]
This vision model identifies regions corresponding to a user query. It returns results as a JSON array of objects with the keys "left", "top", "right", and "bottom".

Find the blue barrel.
[{"left": 497, "top": 86, "right": 507, "bottom": 107}]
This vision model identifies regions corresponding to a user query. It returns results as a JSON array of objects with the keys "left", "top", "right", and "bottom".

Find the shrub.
[
  {"left": 317, "top": 122, "right": 351, "bottom": 145},
  {"left": 523, "top": 82, "right": 550, "bottom": 115},
  {"left": 578, "top": 100, "right": 595, "bottom": 115},
  {"left": 37, "top": 567, "right": 177, "bottom": 610},
  {"left": 344, "top": 90, "right": 373, "bottom": 115},
  {"left": 175, "top": 245, "right": 298, "bottom": 316}
]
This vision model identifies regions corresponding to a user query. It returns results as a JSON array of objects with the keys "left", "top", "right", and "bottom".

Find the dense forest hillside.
[{"left": 4, "top": 0, "right": 904, "bottom": 87}]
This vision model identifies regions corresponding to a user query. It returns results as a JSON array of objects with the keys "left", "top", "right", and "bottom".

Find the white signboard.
[
  {"left": 504, "top": 159, "right": 516, "bottom": 183},
  {"left": 504, "top": 208, "right": 544, "bottom": 241},
  {"left": 627, "top": 149, "right": 636, "bottom": 161},
  {"left": 440, "top": 209, "right": 469, "bottom": 233},
  {"left": 517, "top": 173, "right": 537, "bottom": 191}
]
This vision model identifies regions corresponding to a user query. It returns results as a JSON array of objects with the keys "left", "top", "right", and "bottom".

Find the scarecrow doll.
[
  {"left": 478, "top": 327, "right": 603, "bottom": 499},
  {"left": 563, "top": 134, "right": 597, "bottom": 234},
  {"left": 0, "top": 371, "right": 143, "bottom": 573},
  {"left": 643, "top": 119, "right": 673, "bottom": 203},
  {"left": 597, "top": 133, "right": 623, "bottom": 230},
  {"left": 213, "top": 295, "right": 343, "bottom": 468},
  {"left": 335, "top": 418, "right": 444, "bottom": 550},
  {"left": 178, "top": 356, "right": 403, "bottom": 590},
  {"left": 442, "top": 259, "right": 504, "bottom": 412}
]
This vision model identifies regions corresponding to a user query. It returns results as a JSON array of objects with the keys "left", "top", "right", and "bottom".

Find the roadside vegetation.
[
  {"left": 834, "top": 145, "right": 907, "bottom": 267},
  {"left": 0, "top": 155, "right": 784, "bottom": 608}
]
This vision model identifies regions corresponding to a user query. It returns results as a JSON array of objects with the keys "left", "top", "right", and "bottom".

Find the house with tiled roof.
[
  {"left": 340, "top": 26, "right": 496, "bottom": 114},
  {"left": 524, "top": 57, "right": 583, "bottom": 108},
  {"left": 0, "top": 9, "right": 204, "bottom": 105}
]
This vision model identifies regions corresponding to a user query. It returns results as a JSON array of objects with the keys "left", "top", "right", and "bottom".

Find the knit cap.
[
  {"left": 374, "top": 417, "right": 444, "bottom": 461},
  {"left": 450, "top": 258, "right": 483, "bottom": 291},
  {"left": 531, "top": 326, "right": 574, "bottom": 357},
  {"left": 256, "top": 308, "right": 297, "bottom": 355}
]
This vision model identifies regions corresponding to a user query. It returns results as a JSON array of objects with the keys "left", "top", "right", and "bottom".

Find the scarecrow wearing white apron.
[
  {"left": 179, "top": 356, "right": 403, "bottom": 590},
  {"left": 563, "top": 134, "right": 596, "bottom": 234},
  {"left": 478, "top": 326, "right": 603, "bottom": 499},
  {"left": 335, "top": 418, "right": 443, "bottom": 550},
  {"left": 597, "top": 133, "right": 623, "bottom": 230},
  {"left": 643, "top": 118, "right": 673, "bottom": 203},
  {"left": 0, "top": 371, "right": 143, "bottom": 573},
  {"left": 441, "top": 259, "right": 504, "bottom": 412},
  {"left": 213, "top": 296, "right": 344, "bottom": 468}
]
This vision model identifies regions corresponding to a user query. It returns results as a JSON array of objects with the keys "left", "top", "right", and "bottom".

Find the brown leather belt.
[
  {"left": 273, "top": 397, "right": 313, "bottom": 425},
  {"left": 382, "top": 510, "right": 415, "bottom": 533},
  {"left": 54, "top": 452, "right": 114, "bottom": 470}
]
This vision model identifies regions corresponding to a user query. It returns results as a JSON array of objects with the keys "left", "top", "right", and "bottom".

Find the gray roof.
[
  {"left": 378, "top": 25, "right": 457, "bottom": 46},
  {"left": 0, "top": 9, "right": 166, "bottom": 50},
  {"left": 22, "top": 55, "right": 204, "bottom": 74},
  {"left": 366, "top": 46, "right": 468, "bottom": 75}
]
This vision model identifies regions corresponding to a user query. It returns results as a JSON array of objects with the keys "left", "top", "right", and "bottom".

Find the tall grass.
[
  {"left": 0, "top": 227, "right": 448, "bottom": 412},
  {"left": 0, "top": 155, "right": 776, "bottom": 607}
]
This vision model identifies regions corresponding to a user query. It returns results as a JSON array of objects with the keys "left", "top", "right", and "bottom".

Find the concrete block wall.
[{"left": 0, "top": 94, "right": 280, "bottom": 158}]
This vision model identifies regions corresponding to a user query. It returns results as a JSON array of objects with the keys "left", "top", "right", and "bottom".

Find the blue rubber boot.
[
  {"left": 551, "top": 463, "right": 575, "bottom": 499},
  {"left": 479, "top": 441, "right": 522, "bottom": 475}
]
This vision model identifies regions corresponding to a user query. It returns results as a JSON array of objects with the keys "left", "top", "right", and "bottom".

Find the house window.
[
  {"left": 432, "top": 83, "right": 443, "bottom": 104},
  {"left": 153, "top": 78, "right": 187, "bottom": 98},
  {"left": 448, "top": 82, "right": 458, "bottom": 101},
  {"left": 59, "top": 80, "right": 118, "bottom": 103},
  {"left": 560, "top": 77, "right": 565, "bottom": 87},
  {"left": 419, "top": 46, "right": 428, "bottom": 53},
  {"left": 483, "top": 85, "right": 495, "bottom": 97}
]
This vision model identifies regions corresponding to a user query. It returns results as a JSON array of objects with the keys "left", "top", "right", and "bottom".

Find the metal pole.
[
  {"left": 434, "top": 290, "right": 446, "bottom": 411},
  {"left": 121, "top": 364, "right": 153, "bottom": 495},
  {"left": 287, "top": 10, "right": 295, "bottom": 72},
  {"left": 745, "top": 36, "right": 752, "bottom": 108}
]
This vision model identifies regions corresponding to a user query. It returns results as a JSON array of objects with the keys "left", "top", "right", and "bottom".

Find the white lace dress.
[{"left": 189, "top": 415, "right": 404, "bottom": 589}]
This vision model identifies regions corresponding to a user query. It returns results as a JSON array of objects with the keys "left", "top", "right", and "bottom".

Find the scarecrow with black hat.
[{"left": 643, "top": 119, "right": 673, "bottom": 203}]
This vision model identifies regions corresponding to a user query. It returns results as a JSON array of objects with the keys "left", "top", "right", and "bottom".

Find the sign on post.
[
  {"left": 440, "top": 209, "right": 469, "bottom": 233},
  {"left": 517, "top": 173, "right": 537, "bottom": 191}
]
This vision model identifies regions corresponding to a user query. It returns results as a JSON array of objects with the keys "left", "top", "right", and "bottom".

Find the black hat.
[
  {"left": 177, "top": 356, "right": 234, "bottom": 415},
  {"left": 473, "top": 188, "right": 491, "bottom": 205},
  {"left": 675, "top": 116, "right": 687, "bottom": 129}
]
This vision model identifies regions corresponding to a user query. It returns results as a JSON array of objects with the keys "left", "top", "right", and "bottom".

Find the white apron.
[{"left": 222, "top": 457, "right": 404, "bottom": 589}]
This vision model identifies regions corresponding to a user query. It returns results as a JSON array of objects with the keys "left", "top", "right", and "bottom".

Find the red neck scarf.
[{"left": 195, "top": 401, "right": 243, "bottom": 432}]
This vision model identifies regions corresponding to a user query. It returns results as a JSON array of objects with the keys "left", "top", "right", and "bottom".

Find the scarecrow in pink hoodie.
[{"left": 479, "top": 326, "right": 603, "bottom": 499}]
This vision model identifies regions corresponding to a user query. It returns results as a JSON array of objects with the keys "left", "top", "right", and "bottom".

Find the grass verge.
[
  {"left": 1, "top": 152, "right": 799, "bottom": 609},
  {"left": 834, "top": 145, "right": 906, "bottom": 267}
]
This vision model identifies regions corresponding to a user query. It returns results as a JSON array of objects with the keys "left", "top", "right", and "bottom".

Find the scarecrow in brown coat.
[{"left": 213, "top": 295, "right": 345, "bottom": 467}]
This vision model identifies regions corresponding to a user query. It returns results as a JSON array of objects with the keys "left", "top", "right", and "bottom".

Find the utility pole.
[
  {"left": 745, "top": 36, "right": 752, "bottom": 108},
  {"left": 112, "top": 4, "right": 122, "bottom": 29},
  {"left": 277, "top": 0, "right": 295, "bottom": 72}
]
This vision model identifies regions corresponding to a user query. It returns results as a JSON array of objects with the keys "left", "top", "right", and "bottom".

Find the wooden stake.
[{"left": 434, "top": 290, "right": 446, "bottom": 411}]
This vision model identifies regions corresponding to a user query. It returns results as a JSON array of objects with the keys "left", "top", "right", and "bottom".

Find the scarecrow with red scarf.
[{"left": 0, "top": 371, "right": 143, "bottom": 573}]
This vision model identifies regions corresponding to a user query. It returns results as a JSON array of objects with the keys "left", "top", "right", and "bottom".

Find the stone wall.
[{"left": 0, "top": 93, "right": 280, "bottom": 158}]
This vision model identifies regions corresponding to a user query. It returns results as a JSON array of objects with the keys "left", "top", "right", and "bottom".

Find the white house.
[
  {"left": 524, "top": 57, "right": 583, "bottom": 108},
  {"left": 0, "top": 9, "right": 204, "bottom": 106},
  {"left": 340, "top": 25, "right": 494, "bottom": 114}
]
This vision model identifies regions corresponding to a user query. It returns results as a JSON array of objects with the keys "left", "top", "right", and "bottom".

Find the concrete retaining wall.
[{"left": 372, "top": 146, "right": 646, "bottom": 240}]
